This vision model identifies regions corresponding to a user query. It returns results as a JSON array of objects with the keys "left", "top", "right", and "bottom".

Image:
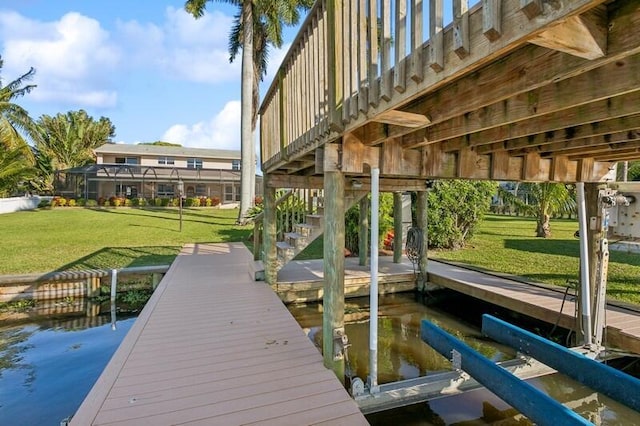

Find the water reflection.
[
  {"left": 288, "top": 292, "right": 640, "bottom": 425},
  {"left": 0, "top": 314, "right": 135, "bottom": 426}
]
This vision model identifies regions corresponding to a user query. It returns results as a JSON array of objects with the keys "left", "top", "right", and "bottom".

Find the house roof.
[{"left": 94, "top": 143, "right": 240, "bottom": 160}]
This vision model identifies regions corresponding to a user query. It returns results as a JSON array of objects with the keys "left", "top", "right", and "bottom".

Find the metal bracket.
[
  {"left": 451, "top": 349, "right": 462, "bottom": 371},
  {"left": 333, "top": 327, "right": 348, "bottom": 361}
]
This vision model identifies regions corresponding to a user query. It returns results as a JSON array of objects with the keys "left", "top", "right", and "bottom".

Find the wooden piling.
[
  {"left": 263, "top": 174, "right": 278, "bottom": 286},
  {"left": 416, "top": 191, "right": 429, "bottom": 291},
  {"left": 323, "top": 169, "right": 345, "bottom": 382},
  {"left": 393, "top": 192, "right": 403, "bottom": 263}
]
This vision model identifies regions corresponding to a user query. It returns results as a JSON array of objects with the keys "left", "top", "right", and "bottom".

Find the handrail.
[{"left": 253, "top": 188, "right": 323, "bottom": 260}]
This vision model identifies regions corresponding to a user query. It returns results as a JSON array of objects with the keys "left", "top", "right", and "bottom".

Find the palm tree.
[
  {"left": 34, "top": 110, "right": 115, "bottom": 170},
  {"left": 185, "top": 0, "right": 313, "bottom": 224},
  {"left": 499, "top": 182, "right": 576, "bottom": 238},
  {"left": 0, "top": 58, "right": 38, "bottom": 195}
]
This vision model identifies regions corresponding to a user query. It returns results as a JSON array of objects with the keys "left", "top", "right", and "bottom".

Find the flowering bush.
[{"left": 67, "top": 199, "right": 77, "bottom": 207}]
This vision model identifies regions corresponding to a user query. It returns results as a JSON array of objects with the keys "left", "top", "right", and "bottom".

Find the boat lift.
[{"left": 345, "top": 181, "right": 640, "bottom": 418}]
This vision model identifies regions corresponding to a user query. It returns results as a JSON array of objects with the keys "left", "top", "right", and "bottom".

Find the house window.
[
  {"left": 195, "top": 183, "right": 207, "bottom": 196},
  {"left": 115, "top": 156, "right": 139, "bottom": 165},
  {"left": 157, "top": 183, "right": 174, "bottom": 197},
  {"left": 157, "top": 156, "right": 175, "bottom": 165},
  {"left": 187, "top": 158, "right": 203, "bottom": 169},
  {"left": 232, "top": 160, "right": 241, "bottom": 170},
  {"left": 224, "top": 184, "right": 240, "bottom": 202}
]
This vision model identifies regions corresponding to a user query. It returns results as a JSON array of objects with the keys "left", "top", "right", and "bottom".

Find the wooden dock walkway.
[
  {"left": 71, "top": 243, "right": 367, "bottom": 426},
  {"left": 278, "top": 256, "right": 640, "bottom": 355}
]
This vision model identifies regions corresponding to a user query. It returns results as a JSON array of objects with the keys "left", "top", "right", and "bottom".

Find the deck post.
[
  {"left": 263, "top": 174, "right": 278, "bottom": 285},
  {"left": 416, "top": 191, "right": 429, "bottom": 292},
  {"left": 393, "top": 192, "right": 403, "bottom": 263},
  {"left": 576, "top": 182, "right": 593, "bottom": 347},
  {"left": 323, "top": 169, "right": 346, "bottom": 382},
  {"left": 359, "top": 196, "right": 369, "bottom": 266}
]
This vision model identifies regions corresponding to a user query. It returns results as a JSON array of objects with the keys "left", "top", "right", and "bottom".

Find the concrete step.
[
  {"left": 276, "top": 241, "right": 295, "bottom": 263},
  {"left": 285, "top": 232, "right": 307, "bottom": 249},
  {"left": 295, "top": 223, "right": 316, "bottom": 237},
  {"left": 248, "top": 260, "right": 265, "bottom": 281},
  {"left": 306, "top": 214, "right": 323, "bottom": 228}
]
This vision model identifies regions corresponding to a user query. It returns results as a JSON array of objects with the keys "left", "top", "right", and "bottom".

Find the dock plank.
[{"left": 71, "top": 243, "right": 367, "bottom": 426}]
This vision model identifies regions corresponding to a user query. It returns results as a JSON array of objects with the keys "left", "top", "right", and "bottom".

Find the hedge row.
[{"left": 44, "top": 196, "right": 222, "bottom": 208}]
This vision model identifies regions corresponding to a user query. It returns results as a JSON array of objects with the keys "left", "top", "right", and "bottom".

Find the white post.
[
  {"left": 369, "top": 168, "right": 380, "bottom": 392},
  {"left": 576, "top": 183, "right": 593, "bottom": 347},
  {"left": 110, "top": 269, "right": 118, "bottom": 331}
]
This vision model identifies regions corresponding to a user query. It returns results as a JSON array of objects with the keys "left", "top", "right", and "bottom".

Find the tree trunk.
[
  {"left": 238, "top": 1, "right": 254, "bottom": 224},
  {"left": 536, "top": 213, "right": 551, "bottom": 238}
]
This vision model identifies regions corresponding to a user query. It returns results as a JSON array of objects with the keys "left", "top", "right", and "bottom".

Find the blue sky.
[{"left": 0, "top": 0, "right": 296, "bottom": 151}]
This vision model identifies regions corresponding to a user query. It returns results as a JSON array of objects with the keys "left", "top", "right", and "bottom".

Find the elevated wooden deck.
[{"left": 71, "top": 243, "right": 367, "bottom": 426}]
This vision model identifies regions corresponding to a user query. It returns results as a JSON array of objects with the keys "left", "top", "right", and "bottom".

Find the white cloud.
[
  {"left": 116, "top": 6, "right": 240, "bottom": 84},
  {"left": 162, "top": 100, "right": 241, "bottom": 150},
  {"left": 0, "top": 11, "right": 120, "bottom": 108}
]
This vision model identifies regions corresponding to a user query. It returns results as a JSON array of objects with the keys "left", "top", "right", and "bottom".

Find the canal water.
[
  {"left": 288, "top": 292, "right": 640, "bottom": 425},
  {"left": 0, "top": 313, "right": 135, "bottom": 425}
]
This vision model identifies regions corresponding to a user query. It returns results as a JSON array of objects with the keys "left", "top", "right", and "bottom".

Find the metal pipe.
[
  {"left": 421, "top": 320, "right": 591, "bottom": 426},
  {"left": 576, "top": 182, "right": 593, "bottom": 346},
  {"left": 482, "top": 314, "right": 640, "bottom": 413},
  {"left": 369, "top": 167, "right": 380, "bottom": 392},
  {"left": 110, "top": 269, "right": 118, "bottom": 331}
]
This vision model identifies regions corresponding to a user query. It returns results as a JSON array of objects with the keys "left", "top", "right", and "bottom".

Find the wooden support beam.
[
  {"left": 550, "top": 156, "right": 575, "bottom": 182},
  {"left": 529, "top": 7, "right": 607, "bottom": 60},
  {"left": 342, "top": 132, "right": 380, "bottom": 173},
  {"left": 416, "top": 191, "right": 428, "bottom": 292},
  {"left": 368, "top": 0, "right": 380, "bottom": 107},
  {"left": 409, "top": 58, "right": 640, "bottom": 150},
  {"left": 359, "top": 196, "right": 369, "bottom": 266},
  {"left": 266, "top": 174, "right": 432, "bottom": 192},
  {"left": 458, "top": 148, "right": 490, "bottom": 179},
  {"left": 380, "top": 0, "right": 392, "bottom": 102},
  {"left": 393, "top": 192, "right": 403, "bottom": 263},
  {"left": 263, "top": 175, "right": 277, "bottom": 285},
  {"left": 374, "top": 110, "right": 431, "bottom": 128},
  {"left": 323, "top": 169, "right": 345, "bottom": 381},
  {"left": 423, "top": 143, "right": 457, "bottom": 178},
  {"left": 381, "top": 139, "right": 422, "bottom": 176},
  {"left": 477, "top": 113, "right": 640, "bottom": 155}
]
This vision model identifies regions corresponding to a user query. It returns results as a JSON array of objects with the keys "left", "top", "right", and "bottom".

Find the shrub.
[
  {"left": 205, "top": 198, "right": 213, "bottom": 207},
  {"left": 154, "top": 198, "right": 163, "bottom": 207},
  {"left": 67, "top": 199, "right": 77, "bottom": 207},
  {"left": 124, "top": 198, "right": 132, "bottom": 207},
  {"left": 98, "top": 197, "right": 106, "bottom": 206},
  {"left": 103, "top": 200, "right": 111, "bottom": 207},
  {"left": 160, "top": 198, "right": 170, "bottom": 207},
  {"left": 131, "top": 197, "right": 140, "bottom": 207},
  {"left": 184, "top": 197, "right": 200, "bottom": 207},
  {"left": 254, "top": 196, "right": 263, "bottom": 205},
  {"left": 86, "top": 199, "right": 98, "bottom": 207},
  {"left": 76, "top": 198, "right": 86, "bottom": 207},
  {"left": 210, "top": 196, "right": 221, "bottom": 207},
  {"left": 38, "top": 199, "right": 51, "bottom": 208},
  {"left": 55, "top": 197, "right": 67, "bottom": 207}
]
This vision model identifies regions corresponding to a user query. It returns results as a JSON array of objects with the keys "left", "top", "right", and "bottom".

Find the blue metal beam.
[
  {"left": 482, "top": 314, "right": 640, "bottom": 413},
  {"left": 421, "top": 320, "right": 591, "bottom": 426}
]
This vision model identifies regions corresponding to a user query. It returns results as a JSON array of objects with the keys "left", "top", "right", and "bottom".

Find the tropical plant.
[
  {"left": 498, "top": 182, "right": 576, "bottom": 238},
  {"left": 426, "top": 180, "right": 497, "bottom": 249},
  {"left": 33, "top": 110, "right": 115, "bottom": 170},
  {"left": 185, "top": 0, "right": 313, "bottom": 223},
  {"left": 0, "top": 59, "right": 39, "bottom": 195}
]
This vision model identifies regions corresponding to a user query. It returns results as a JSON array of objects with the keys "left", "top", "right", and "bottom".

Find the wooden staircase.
[{"left": 253, "top": 189, "right": 367, "bottom": 280}]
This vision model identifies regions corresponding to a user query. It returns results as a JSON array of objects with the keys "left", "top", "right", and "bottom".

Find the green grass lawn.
[
  {"left": 299, "top": 214, "right": 640, "bottom": 304},
  {"left": 0, "top": 207, "right": 252, "bottom": 274},
  {"left": 431, "top": 215, "right": 640, "bottom": 305}
]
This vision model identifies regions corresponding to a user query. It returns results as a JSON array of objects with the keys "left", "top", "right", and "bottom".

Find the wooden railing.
[
  {"left": 253, "top": 188, "right": 324, "bottom": 260},
  {"left": 260, "top": 0, "right": 476, "bottom": 169}
]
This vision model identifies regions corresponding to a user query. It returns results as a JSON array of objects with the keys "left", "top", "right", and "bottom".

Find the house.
[{"left": 60, "top": 143, "right": 261, "bottom": 204}]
